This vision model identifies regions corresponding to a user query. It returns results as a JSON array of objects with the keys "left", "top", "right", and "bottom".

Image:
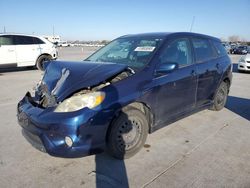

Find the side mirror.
[{"left": 155, "top": 62, "right": 178, "bottom": 76}]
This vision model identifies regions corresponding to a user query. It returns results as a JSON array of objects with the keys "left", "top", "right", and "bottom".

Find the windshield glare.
[{"left": 86, "top": 37, "right": 164, "bottom": 70}]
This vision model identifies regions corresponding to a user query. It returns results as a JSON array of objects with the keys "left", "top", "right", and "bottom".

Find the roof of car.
[
  {"left": 0, "top": 33, "right": 43, "bottom": 38},
  {"left": 120, "top": 32, "right": 220, "bottom": 41}
]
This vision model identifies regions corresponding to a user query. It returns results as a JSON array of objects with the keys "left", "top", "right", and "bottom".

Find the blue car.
[{"left": 17, "top": 32, "right": 232, "bottom": 159}]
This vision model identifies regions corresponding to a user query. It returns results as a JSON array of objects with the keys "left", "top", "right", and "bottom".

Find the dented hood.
[{"left": 42, "top": 61, "right": 127, "bottom": 101}]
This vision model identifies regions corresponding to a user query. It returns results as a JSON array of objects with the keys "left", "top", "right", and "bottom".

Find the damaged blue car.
[{"left": 17, "top": 32, "right": 232, "bottom": 159}]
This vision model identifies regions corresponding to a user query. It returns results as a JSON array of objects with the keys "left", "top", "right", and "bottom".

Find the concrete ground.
[{"left": 0, "top": 47, "right": 249, "bottom": 188}]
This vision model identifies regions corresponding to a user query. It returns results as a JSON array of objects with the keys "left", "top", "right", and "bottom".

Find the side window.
[
  {"left": 0, "top": 35, "right": 14, "bottom": 45},
  {"left": 14, "top": 36, "right": 34, "bottom": 45},
  {"left": 212, "top": 41, "right": 227, "bottom": 57},
  {"left": 192, "top": 38, "right": 215, "bottom": 62},
  {"left": 159, "top": 38, "right": 192, "bottom": 67},
  {"left": 33, "top": 37, "right": 45, "bottom": 44}
]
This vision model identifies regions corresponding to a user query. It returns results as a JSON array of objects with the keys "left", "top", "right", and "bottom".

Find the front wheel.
[
  {"left": 107, "top": 107, "right": 149, "bottom": 159},
  {"left": 210, "top": 81, "right": 229, "bottom": 111},
  {"left": 36, "top": 55, "right": 52, "bottom": 71}
]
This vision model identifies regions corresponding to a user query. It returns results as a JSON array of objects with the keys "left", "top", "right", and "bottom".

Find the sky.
[{"left": 1, "top": 0, "right": 250, "bottom": 41}]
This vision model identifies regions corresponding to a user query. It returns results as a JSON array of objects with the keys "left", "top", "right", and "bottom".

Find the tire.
[
  {"left": 107, "top": 107, "right": 149, "bottom": 159},
  {"left": 36, "top": 55, "right": 52, "bottom": 71},
  {"left": 210, "top": 82, "right": 228, "bottom": 111}
]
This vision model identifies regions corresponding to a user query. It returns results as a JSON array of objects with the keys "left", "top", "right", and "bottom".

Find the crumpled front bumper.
[{"left": 17, "top": 92, "right": 112, "bottom": 158}]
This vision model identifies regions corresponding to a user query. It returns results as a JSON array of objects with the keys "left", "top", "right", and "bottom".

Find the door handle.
[
  {"left": 216, "top": 63, "right": 220, "bottom": 69},
  {"left": 8, "top": 49, "right": 14, "bottom": 52}
]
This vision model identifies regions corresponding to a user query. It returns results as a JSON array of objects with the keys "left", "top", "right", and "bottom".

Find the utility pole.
[
  {"left": 53, "top": 25, "right": 55, "bottom": 37},
  {"left": 190, "top": 16, "right": 195, "bottom": 32},
  {"left": 3, "top": 26, "right": 6, "bottom": 33}
]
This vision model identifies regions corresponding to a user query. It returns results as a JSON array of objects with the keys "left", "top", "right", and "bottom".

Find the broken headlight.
[{"left": 54, "top": 91, "right": 105, "bottom": 112}]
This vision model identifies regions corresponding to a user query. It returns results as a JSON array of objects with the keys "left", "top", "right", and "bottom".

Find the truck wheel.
[
  {"left": 36, "top": 55, "right": 51, "bottom": 71},
  {"left": 211, "top": 81, "right": 228, "bottom": 111},
  {"left": 107, "top": 107, "right": 148, "bottom": 159}
]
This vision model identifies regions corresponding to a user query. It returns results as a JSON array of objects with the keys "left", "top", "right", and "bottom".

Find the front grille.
[{"left": 37, "top": 82, "right": 57, "bottom": 108}]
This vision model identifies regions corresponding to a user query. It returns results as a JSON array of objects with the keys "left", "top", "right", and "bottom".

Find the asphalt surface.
[{"left": 0, "top": 47, "right": 249, "bottom": 188}]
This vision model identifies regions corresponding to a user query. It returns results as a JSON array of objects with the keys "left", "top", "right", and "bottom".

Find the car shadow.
[
  {"left": 94, "top": 84, "right": 129, "bottom": 188},
  {"left": 95, "top": 153, "right": 129, "bottom": 188},
  {"left": 226, "top": 96, "right": 250, "bottom": 121},
  {"left": 0, "top": 66, "right": 37, "bottom": 74}
]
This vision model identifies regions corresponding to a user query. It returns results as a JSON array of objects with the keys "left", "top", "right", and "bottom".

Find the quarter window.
[
  {"left": 192, "top": 38, "right": 215, "bottom": 62},
  {"left": 159, "top": 38, "right": 192, "bottom": 67},
  {"left": 33, "top": 37, "right": 45, "bottom": 44},
  {"left": 212, "top": 41, "right": 227, "bottom": 56},
  {"left": 0, "top": 35, "right": 14, "bottom": 45}
]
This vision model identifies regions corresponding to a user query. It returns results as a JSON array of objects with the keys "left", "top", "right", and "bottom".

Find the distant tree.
[
  {"left": 228, "top": 35, "right": 240, "bottom": 42},
  {"left": 101, "top": 40, "right": 109, "bottom": 45}
]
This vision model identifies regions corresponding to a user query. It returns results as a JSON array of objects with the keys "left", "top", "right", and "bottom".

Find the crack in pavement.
[{"left": 141, "top": 123, "right": 230, "bottom": 188}]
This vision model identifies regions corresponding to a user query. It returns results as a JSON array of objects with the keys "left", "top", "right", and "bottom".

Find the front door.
[
  {"left": 153, "top": 37, "right": 197, "bottom": 125},
  {"left": 14, "top": 35, "right": 39, "bottom": 66},
  {"left": 0, "top": 35, "right": 16, "bottom": 66}
]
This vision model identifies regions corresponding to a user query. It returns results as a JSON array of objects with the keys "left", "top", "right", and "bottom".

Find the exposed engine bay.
[{"left": 35, "top": 68, "right": 134, "bottom": 108}]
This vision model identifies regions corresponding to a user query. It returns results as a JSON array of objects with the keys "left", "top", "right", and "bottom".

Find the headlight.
[{"left": 54, "top": 91, "right": 105, "bottom": 112}]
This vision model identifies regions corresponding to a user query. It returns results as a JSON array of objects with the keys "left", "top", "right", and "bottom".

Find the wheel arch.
[
  {"left": 123, "top": 101, "right": 154, "bottom": 133},
  {"left": 223, "top": 77, "right": 231, "bottom": 91},
  {"left": 36, "top": 53, "right": 52, "bottom": 63},
  {"left": 105, "top": 101, "right": 154, "bottom": 142},
  {"left": 36, "top": 54, "right": 53, "bottom": 70}
]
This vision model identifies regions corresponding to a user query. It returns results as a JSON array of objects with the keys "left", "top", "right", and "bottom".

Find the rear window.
[
  {"left": 33, "top": 37, "right": 45, "bottom": 44},
  {"left": 0, "top": 35, "right": 14, "bottom": 45},
  {"left": 192, "top": 38, "right": 215, "bottom": 62},
  {"left": 212, "top": 41, "right": 228, "bottom": 56}
]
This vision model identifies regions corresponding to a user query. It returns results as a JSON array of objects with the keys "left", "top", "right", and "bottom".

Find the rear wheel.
[
  {"left": 107, "top": 107, "right": 148, "bottom": 159},
  {"left": 211, "top": 81, "right": 228, "bottom": 111},
  {"left": 36, "top": 55, "right": 52, "bottom": 71}
]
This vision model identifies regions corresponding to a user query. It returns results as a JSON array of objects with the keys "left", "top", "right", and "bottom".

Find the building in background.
[{"left": 42, "top": 35, "right": 61, "bottom": 44}]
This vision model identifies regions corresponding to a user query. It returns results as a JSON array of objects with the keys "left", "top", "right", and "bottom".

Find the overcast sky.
[{"left": 1, "top": 0, "right": 250, "bottom": 41}]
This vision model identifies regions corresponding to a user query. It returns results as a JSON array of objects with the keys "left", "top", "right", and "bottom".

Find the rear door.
[
  {"left": 191, "top": 38, "right": 221, "bottom": 106},
  {"left": 14, "top": 35, "right": 40, "bottom": 67},
  {"left": 0, "top": 35, "right": 16, "bottom": 66},
  {"left": 153, "top": 37, "right": 198, "bottom": 124}
]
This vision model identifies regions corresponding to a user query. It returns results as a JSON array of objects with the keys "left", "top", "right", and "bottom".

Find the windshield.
[{"left": 86, "top": 36, "right": 164, "bottom": 71}]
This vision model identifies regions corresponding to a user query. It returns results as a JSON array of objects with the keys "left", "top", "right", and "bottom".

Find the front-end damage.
[
  {"left": 35, "top": 65, "right": 134, "bottom": 109},
  {"left": 17, "top": 61, "right": 135, "bottom": 157}
]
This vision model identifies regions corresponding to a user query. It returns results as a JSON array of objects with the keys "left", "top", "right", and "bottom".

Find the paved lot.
[{"left": 0, "top": 47, "right": 249, "bottom": 188}]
